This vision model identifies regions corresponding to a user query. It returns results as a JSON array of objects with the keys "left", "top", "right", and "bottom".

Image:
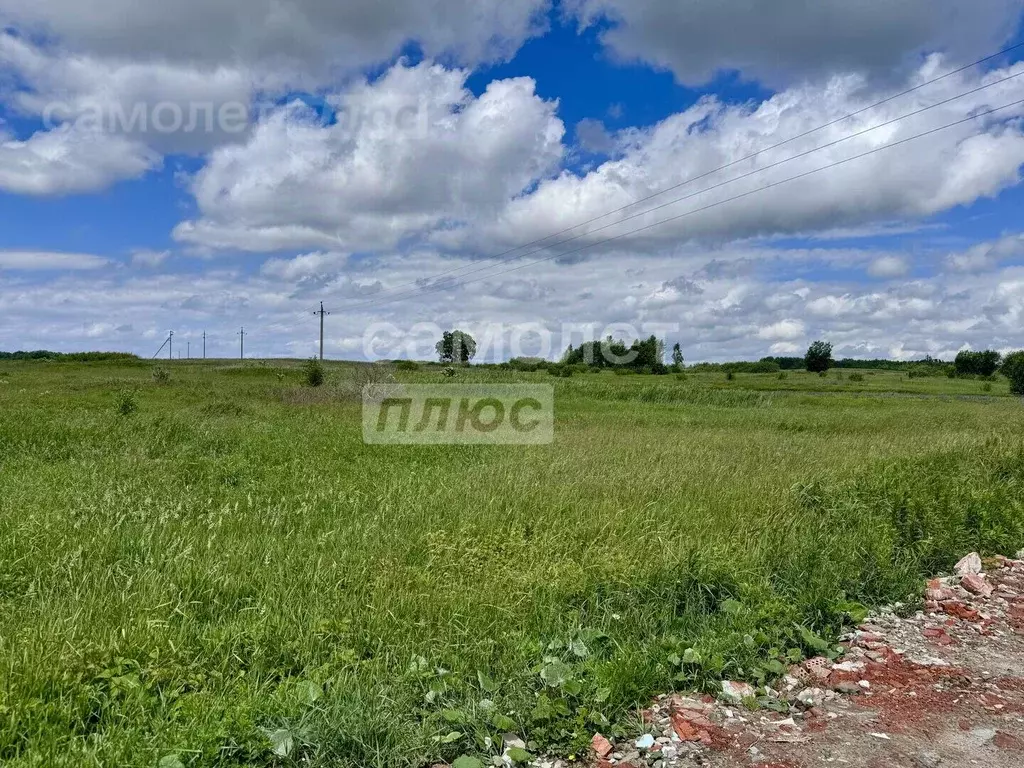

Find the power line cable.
[
  {"left": 334, "top": 42, "right": 1024, "bottom": 310},
  {"left": 339, "top": 97, "right": 1024, "bottom": 310},
  {"left": 339, "top": 75, "right": 1024, "bottom": 313}
]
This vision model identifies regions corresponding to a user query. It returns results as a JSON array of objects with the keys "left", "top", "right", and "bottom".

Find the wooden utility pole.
[
  {"left": 202, "top": 330, "right": 206, "bottom": 359},
  {"left": 238, "top": 327, "right": 246, "bottom": 359}
]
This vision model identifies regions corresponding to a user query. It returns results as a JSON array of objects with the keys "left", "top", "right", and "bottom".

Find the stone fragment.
[
  {"left": 913, "top": 752, "right": 942, "bottom": 768},
  {"left": 955, "top": 552, "right": 983, "bottom": 576},
  {"left": 833, "top": 681, "right": 862, "bottom": 695},
  {"left": 796, "top": 688, "right": 826, "bottom": 707}
]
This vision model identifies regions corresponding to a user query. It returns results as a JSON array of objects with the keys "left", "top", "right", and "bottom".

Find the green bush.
[
  {"left": 1003, "top": 351, "right": 1024, "bottom": 395},
  {"left": 848, "top": 373, "right": 864, "bottom": 382},
  {"left": 955, "top": 350, "right": 1001, "bottom": 378},
  {"left": 302, "top": 358, "right": 326, "bottom": 387},
  {"left": 114, "top": 388, "right": 138, "bottom": 416},
  {"left": 151, "top": 366, "right": 171, "bottom": 385},
  {"left": 394, "top": 360, "right": 420, "bottom": 372}
]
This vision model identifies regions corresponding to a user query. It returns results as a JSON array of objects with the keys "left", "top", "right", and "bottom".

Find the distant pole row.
[{"left": 152, "top": 305, "right": 330, "bottom": 361}]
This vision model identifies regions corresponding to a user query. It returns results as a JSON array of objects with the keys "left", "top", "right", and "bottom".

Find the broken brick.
[
  {"left": 591, "top": 733, "right": 613, "bottom": 758},
  {"left": 962, "top": 573, "right": 994, "bottom": 598}
]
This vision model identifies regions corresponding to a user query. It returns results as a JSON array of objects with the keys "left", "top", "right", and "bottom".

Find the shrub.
[
  {"left": 547, "top": 365, "right": 573, "bottom": 377},
  {"left": 394, "top": 360, "right": 420, "bottom": 372},
  {"left": 954, "top": 350, "right": 1001, "bottom": 378},
  {"left": 508, "top": 357, "right": 545, "bottom": 372},
  {"left": 848, "top": 373, "right": 865, "bottom": 382},
  {"left": 1003, "top": 351, "right": 1024, "bottom": 395},
  {"left": 725, "top": 371, "right": 735, "bottom": 381},
  {"left": 777, "top": 372, "right": 789, "bottom": 380},
  {"left": 151, "top": 366, "right": 171, "bottom": 385},
  {"left": 442, "top": 366, "right": 457, "bottom": 378},
  {"left": 302, "top": 358, "right": 326, "bottom": 387},
  {"left": 676, "top": 373, "right": 687, "bottom": 381},
  {"left": 114, "top": 388, "right": 138, "bottom": 416}
]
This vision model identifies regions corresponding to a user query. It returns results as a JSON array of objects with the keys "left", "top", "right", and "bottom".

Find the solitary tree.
[
  {"left": 435, "top": 330, "right": 478, "bottom": 364},
  {"left": 805, "top": 340, "right": 834, "bottom": 373},
  {"left": 672, "top": 343, "right": 684, "bottom": 367}
]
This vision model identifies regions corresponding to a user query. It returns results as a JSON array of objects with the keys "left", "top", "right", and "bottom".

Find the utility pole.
[
  {"left": 238, "top": 327, "right": 246, "bottom": 359},
  {"left": 187, "top": 341, "right": 190, "bottom": 359},
  {"left": 168, "top": 330, "right": 174, "bottom": 361},
  {"left": 152, "top": 331, "right": 173, "bottom": 360},
  {"left": 202, "top": 331, "right": 206, "bottom": 360},
  {"left": 313, "top": 302, "right": 330, "bottom": 360}
]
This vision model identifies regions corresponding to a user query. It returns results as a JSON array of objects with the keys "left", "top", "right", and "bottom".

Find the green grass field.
[{"left": 1, "top": 360, "right": 1022, "bottom": 767}]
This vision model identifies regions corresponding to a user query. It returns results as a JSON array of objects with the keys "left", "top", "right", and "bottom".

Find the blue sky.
[{"left": 1, "top": 0, "right": 1023, "bottom": 361}]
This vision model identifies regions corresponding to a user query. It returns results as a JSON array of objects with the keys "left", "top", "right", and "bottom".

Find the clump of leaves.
[
  {"left": 114, "top": 388, "right": 138, "bottom": 416},
  {"left": 442, "top": 366, "right": 458, "bottom": 378},
  {"left": 303, "top": 358, "right": 326, "bottom": 388},
  {"left": 151, "top": 366, "right": 171, "bottom": 385}
]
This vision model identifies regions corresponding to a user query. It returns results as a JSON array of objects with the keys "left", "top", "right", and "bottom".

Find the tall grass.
[{"left": 0, "top": 360, "right": 1022, "bottom": 766}]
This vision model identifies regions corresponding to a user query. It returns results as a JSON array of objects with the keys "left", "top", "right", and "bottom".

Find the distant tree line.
[
  {"left": 760, "top": 354, "right": 950, "bottom": 372},
  {"left": 428, "top": 329, "right": 1024, "bottom": 394},
  {"left": 0, "top": 350, "right": 140, "bottom": 362}
]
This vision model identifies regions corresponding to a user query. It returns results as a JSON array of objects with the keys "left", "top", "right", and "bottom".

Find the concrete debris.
[{"left": 719, "top": 680, "right": 754, "bottom": 703}]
